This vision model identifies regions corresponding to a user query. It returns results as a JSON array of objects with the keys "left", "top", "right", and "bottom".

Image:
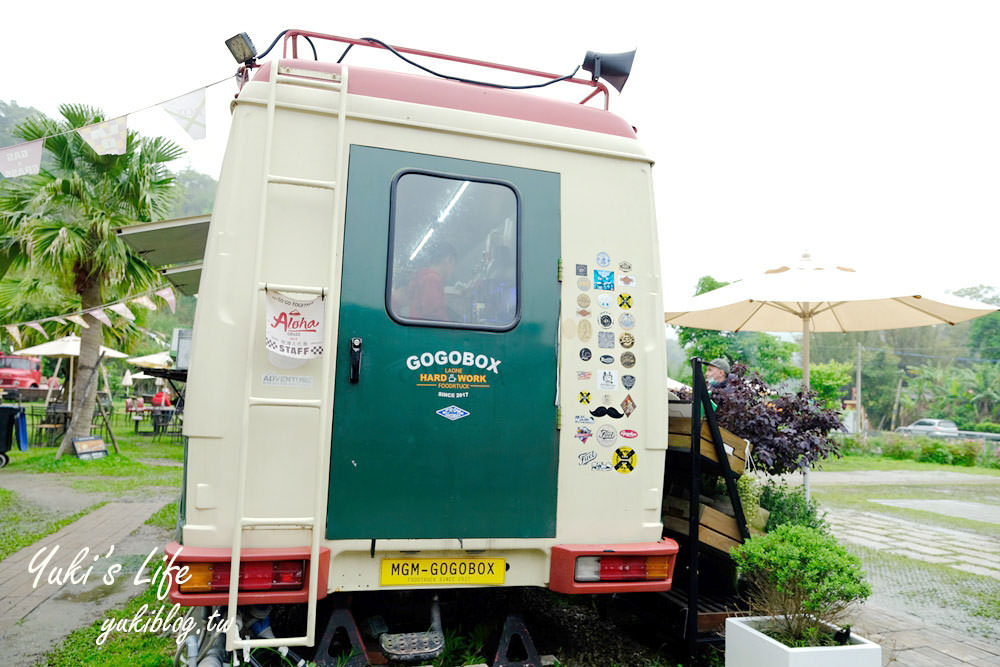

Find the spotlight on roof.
[
  {"left": 581, "top": 49, "right": 636, "bottom": 93},
  {"left": 226, "top": 32, "right": 258, "bottom": 65}
]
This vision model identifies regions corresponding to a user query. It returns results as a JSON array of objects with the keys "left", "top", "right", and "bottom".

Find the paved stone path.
[
  {"left": 0, "top": 501, "right": 163, "bottom": 628},
  {"left": 871, "top": 499, "right": 1000, "bottom": 525},
  {"left": 828, "top": 509, "right": 1000, "bottom": 581}
]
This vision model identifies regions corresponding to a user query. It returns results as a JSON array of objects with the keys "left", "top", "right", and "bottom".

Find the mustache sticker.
[{"left": 590, "top": 406, "right": 624, "bottom": 419}]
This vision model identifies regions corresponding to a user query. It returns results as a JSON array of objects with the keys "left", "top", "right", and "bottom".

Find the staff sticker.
[
  {"left": 596, "top": 251, "right": 611, "bottom": 268},
  {"left": 579, "top": 391, "right": 592, "bottom": 404},
  {"left": 576, "top": 263, "right": 588, "bottom": 276},
  {"left": 598, "top": 331, "right": 615, "bottom": 349},
  {"left": 593, "top": 270, "right": 615, "bottom": 291},
  {"left": 265, "top": 291, "right": 325, "bottom": 359},
  {"left": 613, "top": 447, "right": 636, "bottom": 474}
]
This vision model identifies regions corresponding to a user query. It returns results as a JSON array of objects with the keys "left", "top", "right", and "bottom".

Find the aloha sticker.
[
  {"left": 265, "top": 291, "right": 324, "bottom": 359},
  {"left": 437, "top": 405, "right": 470, "bottom": 421}
]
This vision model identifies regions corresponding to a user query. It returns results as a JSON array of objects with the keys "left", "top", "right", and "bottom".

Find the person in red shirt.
[
  {"left": 406, "top": 244, "right": 457, "bottom": 321},
  {"left": 152, "top": 389, "right": 172, "bottom": 407}
]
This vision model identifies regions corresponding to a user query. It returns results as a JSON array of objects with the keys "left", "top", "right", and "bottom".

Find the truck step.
[{"left": 379, "top": 629, "right": 446, "bottom": 662}]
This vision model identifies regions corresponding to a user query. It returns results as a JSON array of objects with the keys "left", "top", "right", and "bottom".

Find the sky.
[{"left": 4, "top": 1, "right": 999, "bottom": 307}]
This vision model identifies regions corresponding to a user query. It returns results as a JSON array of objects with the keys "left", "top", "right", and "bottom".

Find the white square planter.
[{"left": 725, "top": 616, "right": 881, "bottom": 667}]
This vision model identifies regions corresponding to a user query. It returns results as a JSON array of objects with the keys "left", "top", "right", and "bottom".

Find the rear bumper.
[
  {"left": 164, "top": 541, "right": 330, "bottom": 605},
  {"left": 548, "top": 540, "right": 680, "bottom": 594}
]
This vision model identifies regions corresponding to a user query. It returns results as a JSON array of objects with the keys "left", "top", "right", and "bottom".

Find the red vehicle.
[{"left": 0, "top": 355, "right": 43, "bottom": 389}]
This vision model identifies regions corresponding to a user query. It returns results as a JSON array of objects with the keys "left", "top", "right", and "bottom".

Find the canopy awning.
[{"left": 118, "top": 214, "right": 209, "bottom": 295}]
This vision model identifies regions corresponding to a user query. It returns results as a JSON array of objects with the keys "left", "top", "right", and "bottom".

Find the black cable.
[
  {"left": 256, "top": 30, "right": 318, "bottom": 61},
  {"left": 339, "top": 36, "right": 580, "bottom": 90}
]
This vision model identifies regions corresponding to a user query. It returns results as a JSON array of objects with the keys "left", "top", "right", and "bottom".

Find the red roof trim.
[{"left": 253, "top": 61, "right": 637, "bottom": 139}]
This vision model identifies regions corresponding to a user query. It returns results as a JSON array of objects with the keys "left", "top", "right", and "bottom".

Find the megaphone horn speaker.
[{"left": 582, "top": 49, "right": 636, "bottom": 93}]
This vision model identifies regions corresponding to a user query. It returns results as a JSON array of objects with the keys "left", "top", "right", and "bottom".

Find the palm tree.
[{"left": 0, "top": 104, "right": 182, "bottom": 456}]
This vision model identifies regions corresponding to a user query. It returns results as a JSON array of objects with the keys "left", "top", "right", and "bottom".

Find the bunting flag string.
[
  {"left": 0, "top": 285, "right": 176, "bottom": 347},
  {"left": 0, "top": 76, "right": 229, "bottom": 179}
]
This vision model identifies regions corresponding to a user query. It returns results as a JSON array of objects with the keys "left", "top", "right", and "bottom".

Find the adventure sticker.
[
  {"left": 407, "top": 350, "right": 499, "bottom": 398},
  {"left": 265, "top": 291, "right": 325, "bottom": 359},
  {"left": 613, "top": 446, "right": 636, "bottom": 474}
]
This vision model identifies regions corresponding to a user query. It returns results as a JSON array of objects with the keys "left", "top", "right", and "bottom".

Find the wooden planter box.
[{"left": 668, "top": 418, "right": 750, "bottom": 474}]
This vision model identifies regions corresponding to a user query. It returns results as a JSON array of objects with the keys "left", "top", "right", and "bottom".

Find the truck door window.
[{"left": 386, "top": 171, "right": 520, "bottom": 330}]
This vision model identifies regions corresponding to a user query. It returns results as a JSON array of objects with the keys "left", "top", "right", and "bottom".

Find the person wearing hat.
[{"left": 705, "top": 358, "right": 732, "bottom": 387}]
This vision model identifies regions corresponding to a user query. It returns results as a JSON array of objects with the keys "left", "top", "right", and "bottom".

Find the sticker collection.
[{"left": 574, "top": 253, "right": 639, "bottom": 475}]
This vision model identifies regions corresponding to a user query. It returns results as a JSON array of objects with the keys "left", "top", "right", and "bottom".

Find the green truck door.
[{"left": 327, "top": 146, "right": 560, "bottom": 539}]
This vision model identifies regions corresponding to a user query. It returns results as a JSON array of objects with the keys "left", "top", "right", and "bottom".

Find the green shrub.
[
  {"left": 947, "top": 440, "right": 982, "bottom": 467},
  {"left": 834, "top": 434, "right": 877, "bottom": 457},
  {"left": 881, "top": 435, "right": 920, "bottom": 460},
  {"left": 976, "top": 442, "right": 1000, "bottom": 469},
  {"left": 917, "top": 439, "right": 954, "bottom": 465},
  {"left": 759, "top": 481, "right": 828, "bottom": 533},
  {"left": 731, "top": 524, "right": 871, "bottom": 646},
  {"left": 973, "top": 422, "right": 1000, "bottom": 434}
]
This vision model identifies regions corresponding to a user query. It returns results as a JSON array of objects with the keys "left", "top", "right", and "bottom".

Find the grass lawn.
[
  {"left": 815, "top": 453, "right": 1000, "bottom": 477},
  {"left": 0, "top": 488, "right": 104, "bottom": 562}
]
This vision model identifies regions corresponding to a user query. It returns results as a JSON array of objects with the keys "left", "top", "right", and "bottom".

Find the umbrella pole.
[
  {"left": 802, "top": 315, "right": 811, "bottom": 501},
  {"left": 44, "top": 358, "right": 63, "bottom": 405}
]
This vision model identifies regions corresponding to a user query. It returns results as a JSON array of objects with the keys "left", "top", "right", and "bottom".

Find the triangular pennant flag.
[
  {"left": 26, "top": 322, "right": 49, "bottom": 339},
  {"left": 0, "top": 139, "right": 43, "bottom": 178},
  {"left": 155, "top": 286, "right": 176, "bottom": 313},
  {"left": 162, "top": 88, "right": 207, "bottom": 140},
  {"left": 109, "top": 303, "right": 136, "bottom": 321},
  {"left": 66, "top": 314, "right": 90, "bottom": 328},
  {"left": 78, "top": 116, "right": 127, "bottom": 155},
  {"left": 88, "top": 309, "right": 113, "bottom": 327},
  {"left": 131, "top": 295, "right": 157, "bottom": 311},
  {"left": 5, "top": 325, "right": 21, "bottom": 346},
  {"left": 48, "top": 316, "right": 68, "bottom": 325}
]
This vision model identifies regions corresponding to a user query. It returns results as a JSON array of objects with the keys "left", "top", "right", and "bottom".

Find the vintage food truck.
[
  {"left": 161, "top": 29, "right": 677, "bottom": 665},
  {"left": 0, "top": 354, "right": 43, "bottom": 390}
]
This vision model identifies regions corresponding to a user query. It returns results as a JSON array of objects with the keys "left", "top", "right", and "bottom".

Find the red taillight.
[
  {"left": 574, "top": 555, "right": 671, "bottom": 582},
  {"left": 182, "top": 560, "right": 305, "bottom": 593},
  {"left": 599, "top": 556, "right": 647, "bottom": 581}
]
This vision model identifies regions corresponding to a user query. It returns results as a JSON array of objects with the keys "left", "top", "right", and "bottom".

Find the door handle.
[{"left": 349, "top": 337, "right": 363, "bottom": 383}]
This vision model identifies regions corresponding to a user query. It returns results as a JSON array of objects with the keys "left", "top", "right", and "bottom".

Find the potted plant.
[{"left": 726, "top": 524, "right": 880, "bottom": 666}]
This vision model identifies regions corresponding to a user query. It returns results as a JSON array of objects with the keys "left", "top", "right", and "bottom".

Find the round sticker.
[
  {"left": 578, "top": 320, "right": 593, "bottom": 341},
  {"left": 599, "top": 354, "right": 614, "bottom": 364},
  {"left": 599, "top": 312, "right": 613, "bottom": 328},
  {"left": 579, "top": 391, "right": 592, "bottom": 404},
  {"left": 619, "top": 260, "right": 632, "bottom": 273},
  {"left": 577, "top": 277, "right": 590, "bottom": 291},
  {"left": 613, "top": 446, "right": 636, "bottom": 474},
  {"left": 577, "top": 293, "right": 591, "bottom": 308},
  {"left": 620, "top": 333, "right": 635, "bottom": 348},
  {"left": 596, "top": 424, "right": 618, "bottom": 447},
  {"left": 596, "top": 251, "right": 611, "bottom": 268},
  {"left": 597, "top": 294, "right": 613, "bottom": 309},
  {"left": 618, "top": 293, "right": 633, "bottom": 309},
  {"left": 580, "top": 347, "right": 592, "bottom": 361},
  {"left": 621, "top": 351, "right": 636, "bottom": 368},
  {"left": 619, "top": 313, "right": 635, "bottom": 329}
]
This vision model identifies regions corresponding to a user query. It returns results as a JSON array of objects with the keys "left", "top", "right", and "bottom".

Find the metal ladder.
[{"left": 224, "top": 61, "right": 350, "bottom": 653}]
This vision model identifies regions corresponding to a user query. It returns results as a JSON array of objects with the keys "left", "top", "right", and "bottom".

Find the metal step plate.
[{"left": 380, "top": 630, "right": 445, "bottom": 662}]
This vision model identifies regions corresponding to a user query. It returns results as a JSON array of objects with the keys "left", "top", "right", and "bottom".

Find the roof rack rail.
[{"left": 279, "top": 29, "right": 611, "bottom": 109}]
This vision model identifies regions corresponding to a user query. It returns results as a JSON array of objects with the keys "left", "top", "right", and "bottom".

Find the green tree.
[
  {"left": 809, "top": 360, "right": 853, "bottom": 411},
  {"left": 0, "top": 104, "right": 182, "bottom": 455},
  {"left": 168, "top": 167, "right": 217, "bottom": 218}
]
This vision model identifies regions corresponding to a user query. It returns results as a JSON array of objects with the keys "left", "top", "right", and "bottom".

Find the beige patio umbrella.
[
  {"left": 664, "top": 253, "right": 998, "bottom": 490},
  {"left": 126, "top": 350, "right": 173, "bottom": 369},
  {"left": 13, "top": 335, "right": 128, "bottom": 406}
]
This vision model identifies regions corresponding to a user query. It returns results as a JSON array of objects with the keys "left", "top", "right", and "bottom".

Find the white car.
[{"left": 896, "top": 419, "right": 959, "bottom": 437}]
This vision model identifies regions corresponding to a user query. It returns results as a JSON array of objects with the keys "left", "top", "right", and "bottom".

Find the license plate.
[{"left": 380, "top": 558, "right": 506, "bottom": 586}]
